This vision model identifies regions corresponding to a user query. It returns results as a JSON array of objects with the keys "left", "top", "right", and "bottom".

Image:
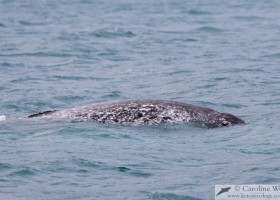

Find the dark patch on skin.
[{"left": 27, "top": 110, "right": 57, "bottom": 118}]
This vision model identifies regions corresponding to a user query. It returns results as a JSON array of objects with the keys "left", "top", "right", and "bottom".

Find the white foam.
[{"left": 0, "top": 115, "right": 6, "bottom": 121}]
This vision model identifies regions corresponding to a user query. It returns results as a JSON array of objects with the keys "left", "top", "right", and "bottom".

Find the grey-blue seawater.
[{"left": 1, "top": 0, "right": 280, "bottom": 199}]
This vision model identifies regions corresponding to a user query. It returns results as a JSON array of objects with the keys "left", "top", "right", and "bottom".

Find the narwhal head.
[{"left": 207, "top": 112, "right": 245, "bottom": 128}]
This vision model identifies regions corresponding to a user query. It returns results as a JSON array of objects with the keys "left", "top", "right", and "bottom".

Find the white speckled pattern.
[{"left": 27, "top": 100, "right": 244, "bottom": 128}]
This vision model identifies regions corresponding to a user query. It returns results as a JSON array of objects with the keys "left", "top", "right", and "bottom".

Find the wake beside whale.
[{"left": 26, "top": 99, "right": 245, "bottom": 128}]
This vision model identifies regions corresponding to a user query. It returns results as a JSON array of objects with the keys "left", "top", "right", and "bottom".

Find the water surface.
[{"left": 1, "top": 0, "right": 280, "bottom": 199}]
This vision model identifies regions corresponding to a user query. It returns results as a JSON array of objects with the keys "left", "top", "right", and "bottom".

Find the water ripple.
[
  {"left": 187, "top": 9, "right": 212, "bottom": 15},
  {"left": 73, "top": 158, "right": 153, "bottom": 178},
  {"left": 7, "top": 167, "right": 40, "bottom": 177},
  {"left": 18, "top": 20, "right": 48, "bottom": 26},
  {"left": 1, "top": 0, "right": 279, "bottom": 199},
  {"left": 262, "top": 53, "right": 280, "bottom": 59},
  {"left": 0, "top": 52, "right": 74, "bottom": 58},
  {"left": 192, "top": 26, "right": 225, "bottom": 33},
  {"left": 91, "top": 28, "right": 136, "bottom": 38},
  {"left": 0, "top": 163, "right": 13, "bottom": 171},
  {"left": 147, "top": 192, "right": 203, "bottom": 200}
]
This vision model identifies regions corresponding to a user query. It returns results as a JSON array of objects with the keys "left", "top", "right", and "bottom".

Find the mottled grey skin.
[{"left": 27, "top": 99, "right": 245, "bottom": 128}]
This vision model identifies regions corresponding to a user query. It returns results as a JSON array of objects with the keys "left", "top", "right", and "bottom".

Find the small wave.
[
  {"left": 221, "top": 103, "right": 247, "bottom": 109},
  {"left": 45, "top": 59, "right": 73, "bottom": 67},
  {"left": 0, "top": 115, "right": 6, "bottom": 121},
  {"left": 74, "top": 158, "right": 104, "bottom": 169},
  {"left": 187, "top": 9, "right": 212, "bottom": 15},
  {"left": 148, "top": 192, "right": 203, "bottom": 200},
  {"left": 262, "top": 53, "right": 280, "bottom": 59},
  {"left": 0, "top": 23, "right": 6, "bottom": 28},
  {"left": 73, "top": 158, "right": 152, "bottom": 177},
  {"left": 1, "top": 62, "right": 13, "bottom": 67},
  {"left": 91, "top": 28, "right": 136, "bottom": 38},
  {"left": 19, "top": 20, "right": 47, "bottom": 26},
  {"left": 165, "top": 70, "right": 193, "bottom": 76},
  {"left": 193, "top": 26, "right": 224, "bottom": 33},
  {"left": 0, "top": 163, "right": 12, "bottom": 171},
  {"left": 115, "top": 166, "right": 152, "bottom": 177},
  {"left": 182, "top": 38, "right": 198, "bottom": 42},
  {"left": 0, "top": 52, "right": 73, "bottom": 58},
  {"left": 101, "top": 90, "right": 122, "bottom": 99},
  {"left": 8, "top": 167, "right": 39, "bottom": 177},
  {"left": 232, "top": 15, "right": 264, "bottom": 21}
]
